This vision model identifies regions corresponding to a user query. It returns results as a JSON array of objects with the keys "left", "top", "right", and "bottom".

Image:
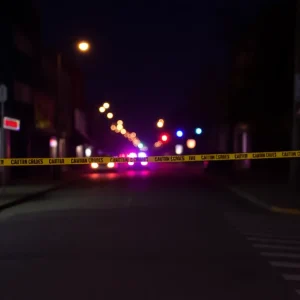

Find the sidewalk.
[
  {"left": 208, "top": 169, "right": 300, "bottom": 215},
  {"left": 0, "top": 167, "right": 85, "bottom": 211}
]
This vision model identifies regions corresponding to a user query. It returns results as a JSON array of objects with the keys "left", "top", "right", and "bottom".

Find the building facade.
[{"left": 0, "top": 1, "right": 89, "bottom": 180}]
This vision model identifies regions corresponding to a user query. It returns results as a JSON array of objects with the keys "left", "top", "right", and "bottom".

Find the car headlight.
[
  {"left": 91, "top": 162, "right": 99, "bottom": 169},
  {"left": 138, "top": 152, "right": 148, "bottom": 165},
  {"left": 107, "top": 162, "right": 115, "bottom": 168},
  {"left": 127, "top": 152, "right": 137, "bottom": 166}
]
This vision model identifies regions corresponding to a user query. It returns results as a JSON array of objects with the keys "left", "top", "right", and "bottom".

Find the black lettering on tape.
[
  {"left": 266, "top": 152, "right": 276, "bottom": 158},
  {"left": 189, "top": 156, "right": 196, "bottom": 161},
  {"left": 216, "top": 154, "right": 230, "bottom": 160},
  {"left": 235, "top": 154, "right": 248, "bottom": 159},
  {"left": 28, "top": 159, "right": 44, "bottom": 165},
  {"left": 201, "top": 155, "right": 215, "bottom": 160},
  {"left": 89, "top": 157, "right": 103, "bottom": 163},
  {"left": 71, "top": 158, "right": 87, "bottom": 164},
  {"left": 0, "top": 159, "right": 3, "bottom": 165},
  {"left": 11, "top": 159, "right": 27, "bottom": 165},
  {"left": 171, "top": 156, "right": 184, "bottom": 162},
  {"left": 253, "top": 153, "right": 266, "bottom": 158},
  {"left": 155, "top": 157, "right": 170, "bottom": 162},
  {"left": 282, "top": 151, "right": 296, "bottom": 157},
  {"left": 49, "top": 158, "right": 64, "bottom": 164}
]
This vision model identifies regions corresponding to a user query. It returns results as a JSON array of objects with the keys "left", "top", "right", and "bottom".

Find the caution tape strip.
[{"left": 0, "top": 150, "right": 300, "bottom": 166}]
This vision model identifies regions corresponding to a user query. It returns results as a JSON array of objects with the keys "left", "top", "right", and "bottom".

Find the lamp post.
[{"left": 53, "top": 40, "right": 90, "bottom": 179}]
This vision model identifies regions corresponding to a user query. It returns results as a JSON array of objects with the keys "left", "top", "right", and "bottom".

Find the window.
[
  {"left": 14, "top": 31, "right": 33, "bottom": 57},
  {"left": 14, "top": 81, "right": 32, "bottom": 104}
]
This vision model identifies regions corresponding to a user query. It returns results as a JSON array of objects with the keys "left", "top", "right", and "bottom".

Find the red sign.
[{"left": 3, "top": 117, "right": 20, "bottom": 131}]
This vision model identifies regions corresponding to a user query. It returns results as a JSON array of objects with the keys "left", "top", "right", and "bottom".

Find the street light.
[
  {"left": 107, "top": 112, "right": 113, "bottom": 119},
  {"left": 77, "top": 41, "right": 90, "bottom": 52},
  {"left": 121, "top": 129, "right": 126, "bottom": 134},
  {"left": 54, "top": 39, "right": 91, "bottom": 179},
  {"left": 99, "top": 106, "right": 105, "bottom": 113},
  {"left": 110, "top": 124, "right": 116, "bottom": 131},
  {"left": 103, "top": 102, "right": 110, "bottom": 109},
  {"left": 117, "top": 120, "right": 123, "bottom": 125},
  {"left": 157, "top": 119, "right": 164, "bottom": 128}
]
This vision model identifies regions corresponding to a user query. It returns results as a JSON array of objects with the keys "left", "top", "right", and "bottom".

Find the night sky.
[{"left": 39, "top": 0, "right": 277, "bottom": 144}]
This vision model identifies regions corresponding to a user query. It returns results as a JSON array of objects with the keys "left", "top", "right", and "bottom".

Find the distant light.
[
  {"left": 161, "top": 134, "right": 168, "bottom": 142},
  {"left": 117, "top": 120, "right": 123, "bottom": 125},
  {"left": 110, "top": 124, "right": 116, "bottom": 131},
  {"left": 78, "top": 41, "right": 90, "bottom": 52},
  {"left": 107, "top": 162, "right": 115, "bottom": 168},
  {"left": 157, "top": 119, "right": 164, "bottom": 128},
  {"left": 49, "top": 137, "right": 57, "bottom": 148},
  {"left": 85, "top": 148, "right": 92, "bottom": 157},
  {"left": 176, "top": 130, "right": 183, "bottom": 137},
  {"left": 187, "top": 139, "right": 196, "bottom": 149},
  {"left": 195, "top": 128, "right": 202, "bottom": 135},
  {"left": 91, "top": 162, "right": 99, "bottom": 169},
  {"left": 116, "top": 124, "right": 123, "bottom": 130},
  {"left": 121, "top": 129, "right": 126, "bottom": 134},
  {"left": 175, "top": 144, "right": 183, "bottom": 155},
  {"left": 99, "top": 106, "right": 105, "bottom": 113},
  {"left": 138, "top": 143, "right": 143, "bottom": 149},
  {"left": 107, "top": 112, "right": 113, "bottom": 119},
  {"left": 103, "top": 102, "right": 110, "bottom": 109},
  {"left": 131, "top": 132, "right": 136, "bottom": 138}
]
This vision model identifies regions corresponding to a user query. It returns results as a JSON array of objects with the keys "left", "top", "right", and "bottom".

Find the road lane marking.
[
  {"left": 270, "top": 261, "right": 300, "bottom": 268},
  {"left": 253, "top": 244, "right": 300, "bottom": 251},
  {"left": 283, "top": 274, "right": 300, "bottom": 281},
  {"left": 247, "top": 237, "right": 300, "bottom": 245},
  {"left": 261, "top": 252, "right": 300, "bottom": 259},
  {"left": 244, "top": 233, "right": 300, "bottom": 240}
]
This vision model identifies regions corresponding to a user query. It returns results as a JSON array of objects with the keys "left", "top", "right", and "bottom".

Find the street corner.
[
  {"left": 270, "top": 206, "right": 300, "bottom": 215},
  {"left": 227, "top": 185, "right": 300, "bottom": 215}
]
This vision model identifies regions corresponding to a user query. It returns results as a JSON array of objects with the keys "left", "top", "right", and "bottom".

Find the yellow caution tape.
[{"left": 0, "top": 150, "right": 300, "bottom": 166}]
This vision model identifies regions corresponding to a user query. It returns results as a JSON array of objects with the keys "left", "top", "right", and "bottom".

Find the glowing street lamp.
[
  {"left": 110, "top": 124, "right": 116, "bottom": 131},
  {"left": 99, "top": 106, "right": 105, "bottom": 113},
  {"left": 107, "top": 112, "right": 113, "bottom": 119},
  {"left": 187, "top": 139, "right": 196, "bottom": 149},
  {"left": 116, "top": 124, "right": 123, "bottom": 131},
  {"left": 117, "top": 120, "right": 123, "bottom": 125},
  {"left": 103, "top": 102, "right": 110, "bottom": 109},
  {"left": 77, "top": 41, "right": 90, "bottom": 52},
  {"left": 121, "top": 129, "right": 126, "bottom": 135},
  {"left": 157, "top": 119, "right": 164, "bottom": 128}
]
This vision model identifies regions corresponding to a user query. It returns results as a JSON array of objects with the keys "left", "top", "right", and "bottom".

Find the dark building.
[
  {"left": 0, "top": 1, "right": 89, "bottom": 180},
  {"left": 226, "top": 1, "right": 296, "bottom": 172}
]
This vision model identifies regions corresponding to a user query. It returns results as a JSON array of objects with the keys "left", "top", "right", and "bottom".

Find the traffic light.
[
  {"left": 160, "top": 134, "right": 169, "bottom": 142},
  {"left": 195, "top": 127, "right": 202, "bottom": 135}
]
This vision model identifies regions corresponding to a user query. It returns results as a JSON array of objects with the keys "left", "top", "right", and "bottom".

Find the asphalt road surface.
[{"left": 0, "top": 164, "right": 299, "bottom": 299}]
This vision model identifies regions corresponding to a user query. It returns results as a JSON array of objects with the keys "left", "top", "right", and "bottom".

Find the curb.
[
  {"left": 0, "top": 176, "right": 82, "bottom": 212},
  {"left": 228, "top": 186, "right": 300, "bottom": 215}
]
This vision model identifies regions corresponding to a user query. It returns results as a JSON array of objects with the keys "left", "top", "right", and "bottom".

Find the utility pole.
[{"left": 290, "top": 0, "right": 300, "bottom": 183}]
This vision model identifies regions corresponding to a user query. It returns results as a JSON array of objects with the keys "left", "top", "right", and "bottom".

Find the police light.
[
  {"left": 195, "top": 127, "right": 202, "bottom": 135},
  {"left": 176, "top": 130, "right": 183, "bottom": 137}
]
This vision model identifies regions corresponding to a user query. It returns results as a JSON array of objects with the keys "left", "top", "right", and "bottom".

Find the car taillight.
[{"left": 91, "top": 162, "right": 99, "bottom": 169}]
